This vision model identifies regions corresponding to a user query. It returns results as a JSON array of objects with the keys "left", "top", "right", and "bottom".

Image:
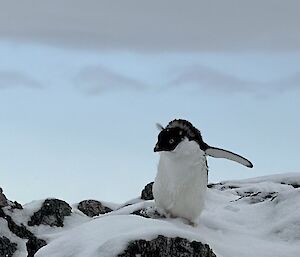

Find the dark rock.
[
  {"left": 280, "top": 182, "right": 300, "bottom": 188},
  {"left": 28, "top": 199, "right": 72, "bottom": 227},
  {"left": 11, "top": 201, "right": 23, "bottom": 210},
  {"left": 207, "top": 183, "right": 239, "bottom": 190},
  {"left": 0, "top": 188, "right": 23, "bottom": 210},
  {"left": 0, "top": 187, "right": 8, "bottom": 207},
  {"left": 26, "top": 237, "right": 47, "bottom": 257},
  {"left": 78, "top": 200, "right": 112, "bottom": 217},
  {"left": 141, "top": 182, "right": 154, "bottom": 200},
  {"left": 0, "top": 236, "right": 17, "bottom": 257},
  {"left": 118, "top": 235, "right": 217, "bottom": 257}
]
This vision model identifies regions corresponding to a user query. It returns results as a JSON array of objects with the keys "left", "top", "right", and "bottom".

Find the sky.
[{"left": 0, "top": 0, "right": 299, "bottom": 204}]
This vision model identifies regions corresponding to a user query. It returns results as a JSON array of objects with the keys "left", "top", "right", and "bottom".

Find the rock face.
[
  {"left": 0, "top": 187, "right": 8, "bottom": 207},
  {"left": 28, "top": 199, "right": 72, "bottom": 227},
  {"left": 77, "top": 200, "right": 112, "bottom": 217},
  {"left": 0, "top": 187, "right": 23, "bottom": 210},
  {"left": 0, "top": 207, "right": 47, "bottom": 257},
  {"left": 0, "top": 236, "right": 17, "bottom": 257},
  {"left": 0, "top": 207, "right": 33, "bottom": 239},
  {"left": 118, "top": 235, "right": 217, "bottom": 257},
  {"left": 141, "top": 182, "right": 154, "bottom": 200},
  {"left": 26, "top": 237, "right": 47, "bottom": 257},
  {"left": 11, "top": 201, "right": 23, "bottom": 210}
]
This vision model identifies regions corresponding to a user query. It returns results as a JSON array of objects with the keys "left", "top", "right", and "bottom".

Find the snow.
[{"left": 2, "top": 172, "right": 300, "bottom": 257}]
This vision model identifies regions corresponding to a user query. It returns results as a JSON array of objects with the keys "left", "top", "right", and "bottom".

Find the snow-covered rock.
[
  {"left": 28, "top": 199, "right": 72, "bottom": 227},
  {"left": 0, "top": 172, "right": 299, "bottom": 257},
  {"left": 77, "top": 200, "right": 113, "bottom": 217},
  {"left": 118, "top": 235, "right": 216, "bottom": 257},
  {"left": 141, "top": 182, "right": 154, "bottom": 200}
]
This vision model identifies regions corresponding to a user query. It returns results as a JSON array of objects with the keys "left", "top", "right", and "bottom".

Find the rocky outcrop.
[
  {"left": 141, "top": 182, "right": 154, "bottom": 200},
  {"left": 77, "top": 200, "right": 112, "bottom": 217},
  {"left": 118, "top": 235, "right": 216, "bottom": 257},
  {"left": 26, "top": 237, "right": 47, "bottom": 257},
  {"left": 0, "top": 198, "right": 70, "bottom": 256},
  {"left": 0, "top": 187, "right": 8, "bottom": 207},
  {"left": 0, "top": 208, "right": 47, "bottom": 256},
  {"left": 0, "top": 207, "right": 34, "bottom": 240},
  {"left": 0, "top": 236, "right": 17, "bottom": 257},
  {"left": 0, "top": 187, "right": 23, "bottom": 210},
  {"left": 10, "top": 201, "right": 23, "bottom": 210},
  {"left": 28, "top": 199, "right": 72, "bottom": 227}
]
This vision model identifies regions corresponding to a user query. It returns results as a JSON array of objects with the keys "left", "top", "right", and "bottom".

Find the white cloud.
[
  {"left": 0, "top": 0, "right": 299, "bottom": 52},
  {"left": 0, "top": 71, "right": 42, "bottom": 89},
  {"left": 168, "top": 65, "right": 254, "bottom": 93},
  {"left": 273, "top": 71, "right": 300, "bottom": 92},
  {"left": 74, "top": 65, "right": 147, "bottom": 94},
  {"left": 167, "top": 66, "right": 300, "bottom": 95}
]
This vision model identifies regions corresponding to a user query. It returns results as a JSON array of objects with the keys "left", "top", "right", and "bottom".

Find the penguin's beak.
[{"left": 154, "top": 143, "right": 161, "bottom": 152}]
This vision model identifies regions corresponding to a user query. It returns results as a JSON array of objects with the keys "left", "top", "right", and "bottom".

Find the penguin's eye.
[{"left": 169, "top": 138, "right": 175, "bottom": 144}]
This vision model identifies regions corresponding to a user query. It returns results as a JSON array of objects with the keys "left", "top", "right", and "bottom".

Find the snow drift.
[{"left": 0, "top": 172, "right": 299, "bottom": 257}]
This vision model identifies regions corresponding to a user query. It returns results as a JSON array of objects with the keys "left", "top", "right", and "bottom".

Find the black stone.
[
  {"left": 28, "top": 199, "right": 72, "bottom": 227},
  {"left": 77, "top": 200, "right": 112, "bottom": 217},
  {"left": 141, "top": 182, "right": 154, "bottom": 200},
  {"left": 0, "top": 236, "right": 17, "bottom": 257},
  {"left": 26, "top": 237, "right": 47, "bottom": 257},
  {"left": 118, "top": 235, "right": 217, "bottom": 257}
]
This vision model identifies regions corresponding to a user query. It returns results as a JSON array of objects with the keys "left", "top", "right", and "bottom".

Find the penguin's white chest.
[{"left": 153, "top": 140, "right": 208, "bottom": 224}]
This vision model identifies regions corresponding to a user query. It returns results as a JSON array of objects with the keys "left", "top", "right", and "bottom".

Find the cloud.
[
  {"left": 0, "top": 71, "right": 42, "bottom": 89},
  {"left": 273, "top": 71, "right": 300, "bottom": 92},
  {"left": 0, "top": 0, "right": 299, "bottom": 52},
  {"left": 167, "top": 66, "right": 300, "bottom": 95},
  {"left": 74, "top": 65, "right": 147, "bottom": 95},
  {"left": 168, "top": 65, "right": 255, "bottom": 93}
]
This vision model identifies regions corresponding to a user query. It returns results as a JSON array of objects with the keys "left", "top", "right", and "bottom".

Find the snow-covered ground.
[{"left": 3, "top": 172, "right": 300, "bottom": 257}]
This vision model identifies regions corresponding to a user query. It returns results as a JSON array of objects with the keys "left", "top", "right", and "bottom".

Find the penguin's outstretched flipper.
[{"left": 205, "top": 147, "right": 253, "bottom": 168}]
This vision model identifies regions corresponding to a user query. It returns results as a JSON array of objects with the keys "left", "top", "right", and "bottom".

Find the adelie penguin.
[{"left": 153, "top": 119, "right": 253, "bottom": 226}]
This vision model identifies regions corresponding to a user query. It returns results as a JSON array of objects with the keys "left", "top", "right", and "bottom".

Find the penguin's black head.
[
  {"left": 154, "top": 119, "right": 206, "bottom": 152},
  {"left": 154, "top": 127, "right": 186, "bottom": 152}
]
